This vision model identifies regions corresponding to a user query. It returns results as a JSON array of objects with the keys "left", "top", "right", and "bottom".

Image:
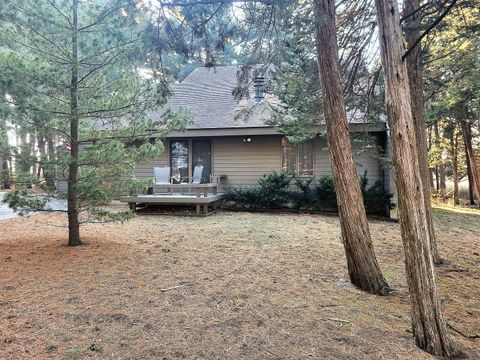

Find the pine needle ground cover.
[{"left": 0, "top": 209, "right": 478, "bottom": 359}]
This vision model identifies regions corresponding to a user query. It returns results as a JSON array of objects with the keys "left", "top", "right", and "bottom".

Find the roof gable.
[{"left": 151, "top": 65, "right": 274, "bottom": 129}]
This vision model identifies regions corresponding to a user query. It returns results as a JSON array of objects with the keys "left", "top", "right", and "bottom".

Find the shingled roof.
[
  {"left": 150, "top": 65, "right": 275, "bottom": 129},
  {"left": 94, "top": 65, "right": 385, "bottom": 133}
]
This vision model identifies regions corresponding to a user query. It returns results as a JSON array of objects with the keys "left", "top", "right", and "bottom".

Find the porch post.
[{"left": 129, "top": 202, "right": 136, "bottom": 213}]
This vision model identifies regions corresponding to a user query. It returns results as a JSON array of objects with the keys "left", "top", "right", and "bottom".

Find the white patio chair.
[
  {"left": 180, "top": 165, "right": 204, "bottom": 195},
  {"left": 153, "top": 166, "right": 173, "bottom": 194},
  {"left": 181, "top": 165, "right": 204, "bottom": 184}
]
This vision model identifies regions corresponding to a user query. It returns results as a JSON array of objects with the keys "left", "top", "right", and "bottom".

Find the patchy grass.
[{"left": 0, "top": 208, "right": 479, "bottom": 359}]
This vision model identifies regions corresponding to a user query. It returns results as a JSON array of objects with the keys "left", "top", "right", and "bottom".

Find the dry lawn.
[{"left": 0, "top": 207, "right": 479, "bottom": 359}]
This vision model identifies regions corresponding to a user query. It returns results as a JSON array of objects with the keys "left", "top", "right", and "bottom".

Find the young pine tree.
[{"left": 1, "top": 0, "right": 189, "bottom": 245}]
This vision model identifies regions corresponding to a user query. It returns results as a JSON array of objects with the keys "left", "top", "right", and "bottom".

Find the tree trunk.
[
  {"left": 461, "top": 120, "right": 476, "bottom": 205},
  {"left": 313, "top": 0, "right": 389, "bottom": 296},
  {"left": 433, "top": 123, "right": 446, "bottom": 196},
  {"left": 6, "top": 155, "right": 12, "bottom": 188},
  {"left": 465, "top": 148, "right": 475, "bottom": 205},
  {"left": 67, "top": 0, "right": 81, "bottom": 247},
  {"left": 450, "top": 131, "right": 459, "bottom": 206},
  {"left": 439, "top": 164, "right": 446, "bottom": 194},
  {"left": 0, "top": 155, "right": 8, "bottom": 188},
  {"left": 45, "top": 139, "right": 56, "bottom": 188},
  {"left": 19, "top": 130, "right": 30, "bottom": 174},
  {"left": 30, "top": 136, "right": 37, "bottom": 180},
  {"left": 427, "top": 128, "right": 435, "bottom": 191},
  {"left": 373, "top": 0, "right": 454, "bottom": 355},
  {"left": 404, "top": 0, "right": 440, "bottom": 264},
  {"left": 37, "top": 136, "right": 46, "bottom": 179},
  {"left": 461, "top": 119, "right": 480, "bottom": 205},
  {"left": 13, "top": 124, "right": 19, "bottom": 179}
]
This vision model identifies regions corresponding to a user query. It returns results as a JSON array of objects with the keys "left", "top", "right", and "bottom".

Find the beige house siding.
[
  {"left": 134, "top": 135, "right": 383, "bottom": 187},
  {"left": 353, "top": 146, "right": 382, "bottom": 185},
  {"left": 313, "top": 138, "right": 331, "bottom": 178},
  {"left": 313, "top": 138, "right": 382, "bottom": 185},
  {"left": 212, "top": 135, "right": 282, "bottom": 186},
  {"left": 134, "top": 140, "right": 169, "bottom": 181}
]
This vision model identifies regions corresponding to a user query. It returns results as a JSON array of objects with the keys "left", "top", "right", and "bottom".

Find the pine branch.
[
  {"left": 402, "top": 0, "right": 459, "bottom": 60},
  {"left": 5, "top": 98, "right": 69, "bottom": 116},
  {"left": 15, "top": 3, "right": 72, "bottom": 30},
  {"left": 423, "top": 38, "right": 469, "bottom": 65},
  {"left": 79, "top": 38, "right": 140, "bottom": 64},
  {"left": 18, "top": 84, "right": 70, "bottom": 105},
  {"left": 77, "top": 50, "right": 129, "bottom": 86},
  {"left": 78, "top": 103, "right": 138, "bottom": 117},
  {"left": 13, "top": 17, "right": 71, "bottom": 59},
  {"left": 159, "top": 0, "right": 273, "bottom": 6},
  {"left": 45, "top": 0, "right": 73, "bottom": 29},
  {"left": 400, "top": 1, "right": 431, "bottom": 23},
  {"left": 78, "top": 129, "right": 167, "bottom": 144},
  {"left": 13, "top": 39, "right": 71, "bottom": 65},
  {"left": 78, "top": 3, "right": 134, "bottom": 32}
]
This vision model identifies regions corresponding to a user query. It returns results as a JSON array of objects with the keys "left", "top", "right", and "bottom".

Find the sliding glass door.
[
  {"left": 192, "top": 139, "right": 211, "bottom": 183},
  {"left": 170, "top": 140, "right": 189, "bottom": 183},
  {"left": 169, "top": 139, "right": 211, "bottom": 183}
]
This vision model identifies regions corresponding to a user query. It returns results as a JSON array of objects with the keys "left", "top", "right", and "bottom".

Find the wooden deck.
[
  {"left": 152, "top": 183, "right": 219, "bottom": 197},
  {"left": 119, "top": 193, "right": 225, "bottom": 215}
]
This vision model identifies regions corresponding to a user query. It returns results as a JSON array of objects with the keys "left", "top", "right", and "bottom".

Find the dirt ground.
[{"left": 0, "top": 207, "right": 479, "bottom": 359}]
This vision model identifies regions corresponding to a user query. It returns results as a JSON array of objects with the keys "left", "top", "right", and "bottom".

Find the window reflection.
[
  {"left": 170, "top": 140, "right": 189, "bottom": 183},
  {"left": 281, "top": 137, "right": 314, "bottom": 176}
]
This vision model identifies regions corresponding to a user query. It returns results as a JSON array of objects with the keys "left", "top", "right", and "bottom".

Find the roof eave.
[{"left": 165, "top": 122, "right": 386, "bottom": 138}]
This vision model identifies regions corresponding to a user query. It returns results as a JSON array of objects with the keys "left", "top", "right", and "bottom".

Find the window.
[
  {"left": 281, "top": 137, "right": 314, "bottom": 175},
  {"left": 169, "top": 139, "right": 212, "bottom": 183},
  {"left": 170, "top": 140, "right": 189, "bottom": 183}
]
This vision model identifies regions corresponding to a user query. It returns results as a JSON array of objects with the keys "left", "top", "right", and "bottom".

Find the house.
[{"left": 135, "top": 65, "right": 395, "bottom": 204}]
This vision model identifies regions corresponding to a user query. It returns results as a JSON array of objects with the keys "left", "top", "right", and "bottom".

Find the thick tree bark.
[
  {"left": 313, "top": 0, "right": 389, "bottom": 295},
  {"left": 461, "top": 119, "right": 480, "bottom": 206},
  {"left": 404, "top": 0, "right": 440, "bottom": 264},
  {"left": 67, "top": 0, "right": 81, "bottom": 246},
  {"left": 374, "top": 0, "right": 454, "bottom": 355}
]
